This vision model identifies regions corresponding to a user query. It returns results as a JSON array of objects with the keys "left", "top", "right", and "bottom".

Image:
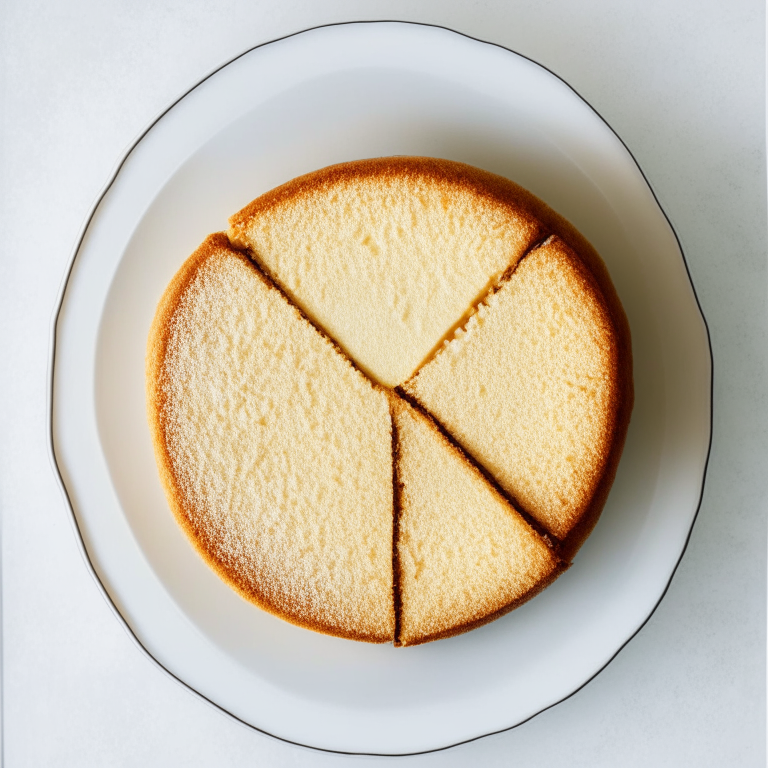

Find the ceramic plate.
[{"left": 49, "top": 21, "right": 712, "bottom": 755}]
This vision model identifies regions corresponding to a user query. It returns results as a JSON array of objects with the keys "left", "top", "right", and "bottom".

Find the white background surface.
[{"left": 1, "top": 1, "right": 765, "bottom": 765}]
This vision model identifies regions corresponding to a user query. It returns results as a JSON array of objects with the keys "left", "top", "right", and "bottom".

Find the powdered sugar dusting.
[{"left": 158, "top": 250, "right": 394, "bottom": 640}]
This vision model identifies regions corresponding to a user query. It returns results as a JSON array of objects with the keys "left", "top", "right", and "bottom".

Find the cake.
[
  {"left": 391, "top": 397, "right": 564, "bottom": 646},
  {"left": 227, "top": 157, "right": 549, "bottom": 387},
  {"left": 146, "top": 234, "right": 395, "bottom": 642},
  {"left": 147, "top": 157, "right": 633, "bottom": 645},
  {"left": 401, "top": 235, "right": 629, "bottom": 559}
]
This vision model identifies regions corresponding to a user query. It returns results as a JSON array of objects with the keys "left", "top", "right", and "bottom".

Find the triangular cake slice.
[
  {"left": 147, "top": 233, "right": 395, "bottom": 642},
  {"left": 391, "top": 398, "right": 564, "bottom": 647},
  {"left": 403, "top": 236, "right": 632, "bottom": 558},
  {"left": 228, "top": 157, "right": 550, "bottom": 387}
]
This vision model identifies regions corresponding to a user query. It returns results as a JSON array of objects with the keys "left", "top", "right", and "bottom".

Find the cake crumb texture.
[
  {"left": 404, "top": 236, "right": 620, "bottom": 541},
  {"left": 392, "top": 399, "right": 561, "bottom": 647},
  {"left": 147, "top": 234, "right": 395, "bottom": 642},
  {"left": 228, "top": 157, "right": 546, "bottom": 387}
]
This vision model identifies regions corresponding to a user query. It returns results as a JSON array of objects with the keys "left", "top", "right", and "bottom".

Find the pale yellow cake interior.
[
  {"left": 228, "top": 164, "right": 542, "bottom": 387},
  {"left": 403, "top": 237, "right": 619, "bottom": 540},
  {"left": 154, "top": 240, "right": 395, "bottom": 641},
  {"left": 392, "top": 399, "right": 559, "bottom": 646}
]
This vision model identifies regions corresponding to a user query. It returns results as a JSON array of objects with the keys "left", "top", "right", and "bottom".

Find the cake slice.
[
  {"left": 402, "top": 236, "right": 632, "bottom": 557},
  {"left": 147, "top": 233, "right": 395, "bottom": 642},
  {"left": 228, "top": 157, "right": 550, "bottom": 387},
  {"left": 391, "top": 398, "right": 564, "bottom": 646}
]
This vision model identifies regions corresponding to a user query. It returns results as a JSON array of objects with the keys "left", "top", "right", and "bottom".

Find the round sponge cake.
[{"left": 147, "top": 158, "right": 633, "bottom": 645}]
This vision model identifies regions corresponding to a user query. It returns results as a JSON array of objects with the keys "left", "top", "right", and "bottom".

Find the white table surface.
[{"left": 1, "top": 1, "right": 765, "bottom": 765}]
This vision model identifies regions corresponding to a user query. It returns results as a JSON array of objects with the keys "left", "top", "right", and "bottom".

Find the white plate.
[{"left": 49, "top": 22, "right": 712, "bottom": 755}]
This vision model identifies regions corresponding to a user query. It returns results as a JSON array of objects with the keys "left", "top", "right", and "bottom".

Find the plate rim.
[{"left": 47, "top": 19, "right": 714, "bottom": 756}]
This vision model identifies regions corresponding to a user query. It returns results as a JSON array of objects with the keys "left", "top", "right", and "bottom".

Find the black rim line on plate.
[{"left": 46, "top": 19, "right": 715, "bottom": 758}]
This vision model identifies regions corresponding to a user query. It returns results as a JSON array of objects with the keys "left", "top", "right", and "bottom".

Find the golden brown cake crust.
[
  {"left": 228, "top": 156, "right": 549, "bottom": 246},
  {"left": 146, "top": 232, "right": 393, "bottom": 643}
]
